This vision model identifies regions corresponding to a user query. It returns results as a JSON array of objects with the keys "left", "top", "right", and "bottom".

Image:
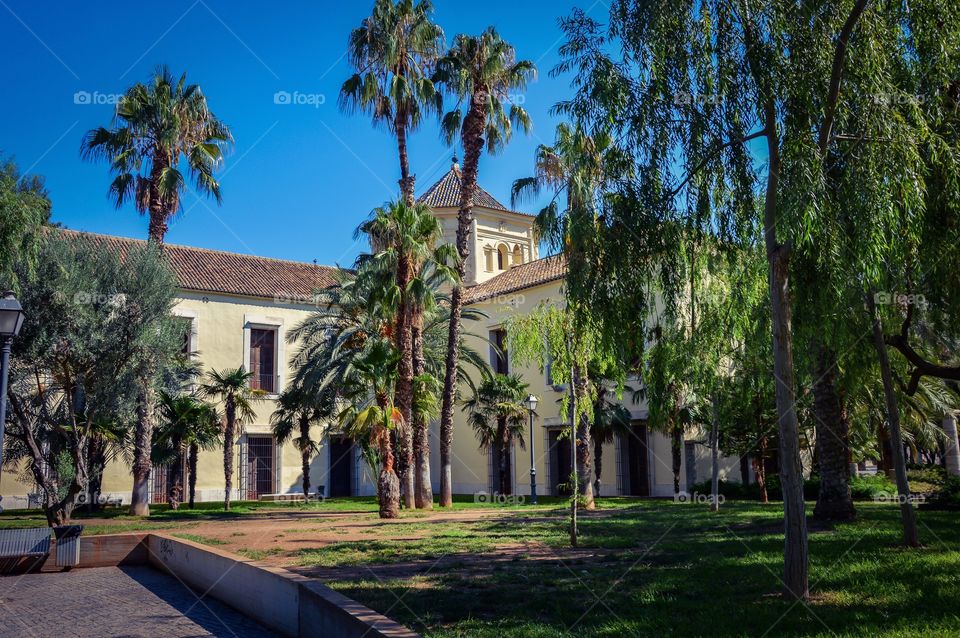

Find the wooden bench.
[{"left": 0, "top": 527, "right": 51, "bottom": 574}]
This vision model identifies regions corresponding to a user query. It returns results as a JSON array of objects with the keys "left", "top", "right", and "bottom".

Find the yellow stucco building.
[{"left": 1, "top": 162, "right": 747, "bottom": 509}]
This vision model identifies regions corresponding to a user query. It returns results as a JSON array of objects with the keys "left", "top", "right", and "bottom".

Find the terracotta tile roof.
[
  {"left": 417, "top": 162, "right": 532, "bottom": 216},
  {"left": 464, "top": 254, "right": 567, "bottom": 303},
  {"left": 53, "top": 228, "right": 338, "bottom": 301}
]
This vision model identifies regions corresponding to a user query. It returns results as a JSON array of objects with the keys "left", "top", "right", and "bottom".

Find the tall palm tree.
[
  {"left": 463, "top": 373, "right": 528, "bottom": 495},
  {"left": 360, "top": 200, "right": 457, "bottom": 508},
  {"left": 154, "top": 391, "right": 220, "bottom": 510},
  {"left": 81, "top": 65, "right": 230, "bottom": 516},
  {"left": 81, "top": 65, "right": 231, "bottom": 246},
  {"left": 432, "top": 27, "right": 535, "bottom": 506},
  {"left": 340, "top": 0, "right": 444, "bottom": 203},
  {"left": 271, "top": 385, "right": 333, "bottom": 499},
  {"left": 200, "top": 368, "right": 264, "bottom": 510}
]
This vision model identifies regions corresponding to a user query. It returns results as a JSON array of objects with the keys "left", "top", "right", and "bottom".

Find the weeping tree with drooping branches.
[{"left": 552, "top": 0, "right": 959, "bottom": 599}]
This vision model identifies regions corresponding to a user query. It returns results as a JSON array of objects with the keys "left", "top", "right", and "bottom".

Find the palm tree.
[
  {"left": 81, "top": 65, "right": 231, "bottom": 245},
  {"left": 337, "top": 340, "right": 404, "bottom": 518},
  {"left": 154, "top": 391, "right": 220, "bottom": 510},
  {"left": 432, "top": 27, "right": 535, "bottom": 506},
  {"left": 360, "top": 200, "right": 458, "bottom": 508},
  {"left": 463, "top": 373, "right": 528, "bottom": 495},
  {"left": 590, "top": 378, "right": 633, "bottom": 497},
  {"left": 340, "top": 0, "right": 444, "bottom": 203},
  {"left": 200, "top": 368, "right": 264, "bottom": 510},
  {"left": 81, "top": 65, "right": 230, "bottom": 516},
  {"left": 271, "top": 385, "right": 333, "bottom": 498}
]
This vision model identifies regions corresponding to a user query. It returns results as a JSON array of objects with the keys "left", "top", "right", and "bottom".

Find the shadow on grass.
[{"left": 321, "top": 502, "right": 960, "bottom": 638}]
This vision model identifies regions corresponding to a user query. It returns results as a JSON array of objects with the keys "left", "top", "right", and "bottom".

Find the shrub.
[
  {"left": 923, "top": 475, "right": 960, "bottom": 511},
  {"left": 849, "top": 474, "right": 895, "bottom": 500}
]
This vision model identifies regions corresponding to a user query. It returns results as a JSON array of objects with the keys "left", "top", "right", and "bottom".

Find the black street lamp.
[
  {"left": 0, "top": 291, "right": 25, "bottom": 498},
  {"left": 524, "top": 394, "right": 539, "bottom": 505}
]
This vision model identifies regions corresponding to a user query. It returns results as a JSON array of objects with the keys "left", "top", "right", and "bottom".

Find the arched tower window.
[
  {"left": 497, "top": 244, "right": 508, "bottom": 270},
  {"left": 512, "top": 245, "right": 523, "bottom": 266},
  {"left": 484, "top": 247, "right": 494, "bottom": 272}
]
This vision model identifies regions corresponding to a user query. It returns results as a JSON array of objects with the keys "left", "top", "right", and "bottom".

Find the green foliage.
[
  {"left": 4, "top": 232, "right": 181, "bottom": 523},
  {"left": 433, "top": 26, "right": 536, "bottom": 154},
  {"left": 340, "top": 0, "right": 445, "bottom": 134},
  {"left": 924, "top": 475, "right": 960, "bottom": 510},
  {"left": 81, "top": 65, "right": 231, "bottom": 232},
  {"left": 0, "top": 157, "right": 49, "bottom": 291},
  {"left": 462, "top": 373, "right": 529, "bottom": 451}
]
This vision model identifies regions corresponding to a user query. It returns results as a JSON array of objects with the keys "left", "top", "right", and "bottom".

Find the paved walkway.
[{"left": 0, "top": 566, "right": 277, "bottom": 637}]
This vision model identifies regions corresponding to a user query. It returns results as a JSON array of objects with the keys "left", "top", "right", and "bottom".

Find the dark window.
[
  {"left": 250, "top": 328, "right": 277, "bottom": 393},
  {"left": 489, "top": 329, "right": 508, "bottom": 374},
  {"left": 179, "top": 318, "right": 192, "bottom": 355}
]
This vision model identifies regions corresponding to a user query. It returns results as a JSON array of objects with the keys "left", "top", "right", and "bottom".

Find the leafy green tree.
[
  {"left": 82, "top": 65, "right": 231, "bottom": 516},
  {"left": 340, "top": 0, "right": 444, "bottom": 202},
  {"left": 462, "top": 373, "right": 528, "bottom": 495},
  {"left": 432, "top": 28, "right": 534, "bottom": 507},
  {"left": 200, "top": 367, "right": 263, "bottom": 510},
  {"left": 588, "top": 370, "right": 632, "bottom": 496},
  {"left": 271, "top": 385, "right": 333, "bottom": 499},
  {"left": 549, "top": 0, "right": 960, "bottom": 597},
  {"left": 4, "top": 233, "right": 179, "bottom": 524},
  {"left": 0, "top": 157, "right": 49, "bottom": 291}
]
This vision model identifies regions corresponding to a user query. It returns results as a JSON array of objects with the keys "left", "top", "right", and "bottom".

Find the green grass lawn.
[
  {"left": 2, "top": 496, "right": 956, "bottom": 636},
  {"left": 316, "top": 501, "right": 960, "bottom": 638}
]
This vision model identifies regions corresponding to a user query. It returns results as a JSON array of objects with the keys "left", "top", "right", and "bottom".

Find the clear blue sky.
[{"left": 0, "top": 0, "right": 605, "bottom": 266}]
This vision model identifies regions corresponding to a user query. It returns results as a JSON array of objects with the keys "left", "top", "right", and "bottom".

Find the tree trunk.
[
  {"left": 86, "top": 434, "right": 106, "bottom": 514},
  {"left": 300, "top": 413, "right": 312, "bottom": 497},
  {"left": 168, "top": 438, "right": 184, "bottom": 511},
  {"left": 223, "top": 398, "right": 236, "bottom": 511},
  {"left": 710, "top": 395, "right": 720, "bottom": 512},
  {"left": 593, "top": 436, "right": 604, "bottom": 497},
  {"left": 755, "top": 436, "right": 770, "bottom": 504},
  {"left": 129, "top": 376, "right": 154, "bottom": 516},
  {"left": 943, "top": 413, "right": 960, "bottom": 477},
  {"left": 498, "top": 422, "right": 510, "bottom": 495},
  {"left": 866, "top": 292, "right": 920, "bottom": 547},
  {"left": 573, "top": 362, "right": 595, "bottom": 509},
  {"left": 811, "top": 346, "right": 856, "bottom": 521},
  {"left": 759, "top": 96, "right": 808, "bottom": 600},
  {"left": 396, "top": 115, "right": 415, "bottom": 204},
  {"left": 394, "top": 277, "right": 415, "bottom": 509},
  {"left": 671, "top": 421, "right": 683, "bottom": 496},
  {"left": 438, "top": 92, "right": 487, "bottom": 507},
  {"left": 412, "top": 317, "right": 433, "bottom": 508},
  {"left": 188, "top": 443, "right": 199, "bottom": 508}
]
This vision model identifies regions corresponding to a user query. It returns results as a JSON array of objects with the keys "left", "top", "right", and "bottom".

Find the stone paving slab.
[{"left": 0, "top": 566, "right": 278, "bottom": 637}]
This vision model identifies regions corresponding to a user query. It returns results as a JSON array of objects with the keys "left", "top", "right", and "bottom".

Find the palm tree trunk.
[
  {"left": 299, "top": 413, "right": 312, "bottom": 497},
  {"left": 866, "top": 291, "right": 919, "bottom": 546},
  {"left": 87, "top": 434, "right": 106, "bottom": 514},
  {"left": 188, "top": 443, "right": 199, "bottom": 508},
  {"left": 394, "top": 272, "right": 415, "bottom": 509},
  {"left": 412, "top": 316, "right": 433, "bottom": 508},
  {"left": 573, "top": 362, "right": 595, "bottom": 509},
  {"left": 129, "top": 374, "right": 155, "bottom": 516},
  {"left": 812, "top": 345, "right": 855, "bottom": 521},
  {"left": 376, "top": 392, "right": 401, "bottom": 518},
  {"left": 396, "top": 115, "right": 415, "bottom": 204},
  {"left": 168, "top": 437, "right": 184, "bottom": 511},
  {"left": 223, "top": 398, "right": 236, "bottom": 511},
  {"left": 439, "top": 94, "right": 486, "bottom": 507}
]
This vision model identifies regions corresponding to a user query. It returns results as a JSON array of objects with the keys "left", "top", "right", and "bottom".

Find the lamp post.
[
  {"left": 0, "top": 291, "right": 26, "bottom": 493},
  {"left": 524, "top": 394, "right": 539, "bottom": 505}
]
